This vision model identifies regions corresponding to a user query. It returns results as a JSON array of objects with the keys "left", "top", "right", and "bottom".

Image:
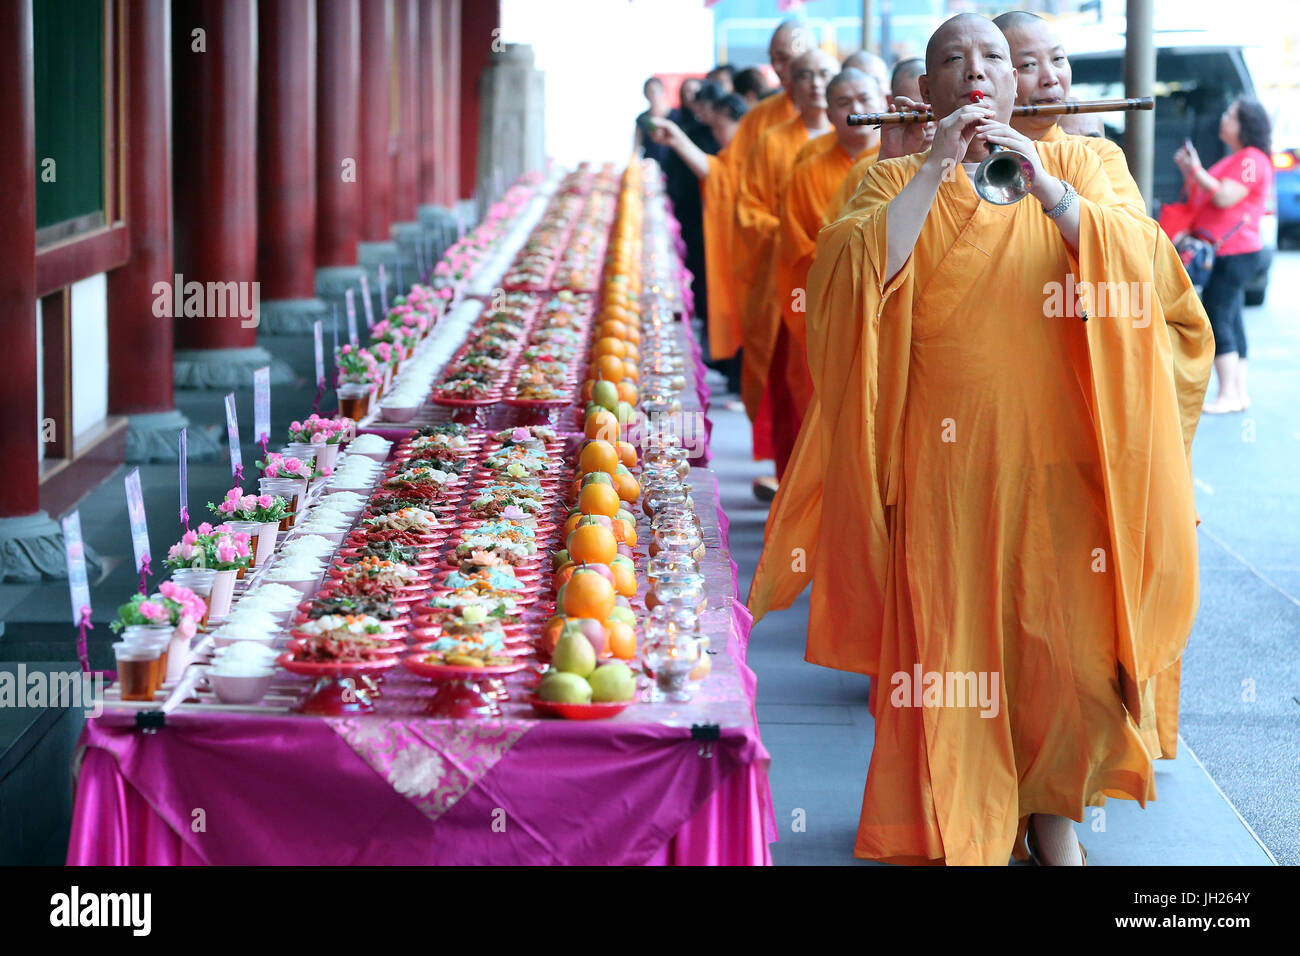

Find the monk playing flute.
[{"left": 747, "top": 13, "right": 1213, "bottom": 866}]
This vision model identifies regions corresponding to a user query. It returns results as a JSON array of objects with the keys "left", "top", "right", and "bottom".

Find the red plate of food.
[
  {"left": 526, "top": 696, "right": 635, "bottom": 720},
  {"left": 401, "top": 654, "right": 528, "bottom": 680},
  {"left": 277, "top": 652, "right": 402, "bottom": 677}
]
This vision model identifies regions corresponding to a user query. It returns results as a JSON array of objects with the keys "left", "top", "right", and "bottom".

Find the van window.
[{"left": 1069, "top": 48, "right": 1254, "bottom": 204}]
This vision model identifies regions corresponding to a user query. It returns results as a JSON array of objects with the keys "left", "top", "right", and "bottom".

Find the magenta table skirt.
[{"left": 67, "top": 747, "right": 771, "bottom": 866}]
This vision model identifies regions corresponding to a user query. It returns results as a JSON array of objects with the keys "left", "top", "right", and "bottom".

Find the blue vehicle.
[{"left": 1274, "top": 138, "right": 1299, "bottom": 240}]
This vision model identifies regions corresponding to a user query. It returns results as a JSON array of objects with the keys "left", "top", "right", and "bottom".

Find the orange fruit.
[
  {"left": 579, "top": 440, "right": 619, "bottom": 475},
  {"left": 621, "top": 360, "right": 639, "bottom": 382},
  {"left": 623, "top": 344, "right": 640, "bottom": 363},
  {"left": 618, "top": 520, "right": 637, "bottom": 547},
  {"left": 617, "top": 382, "right": 638, "bottom": 405},
  {"left": 578, "top": 481, "right": 620, "bottom": 518},
  {"left": 613, "top": 472, "right": 640, "bottom": 503},
  {"left": 585, "top": 410, "right": 620, "bottom": 442},
  {"left": 596, "top": 355, "right": 625, "bottom": 381},
  {"left": 580, "top": 380, "right": 595, "bottom": 403},
  {"left": 607, "top": 620, "right": 637, "bottom": 659},
  {"left": 567, "top": 524, "right": 617, "bottom": 565},
  {"left": 594, "top": 337, "right": 626, "bottom": 359},
  {"left": 541, "top": 615, "right": 567, "bottom": 655},
  {"left": 616, "top": 440, "right": 638, "bottom": 469},
  {"left": 553, "top": 562, "right": 577, "bottom": 592},
  {"left": 611, "top": 562, "right": 637, "bottom": 597},
  {"left": 563, "top": 568, "right": 616, "bottom": 619},
  {"left": 564, "top": 511, "right": 583, "bottom": 537},
  {"left": 599, "top": 320, "right": 628, "bottom": 340}
]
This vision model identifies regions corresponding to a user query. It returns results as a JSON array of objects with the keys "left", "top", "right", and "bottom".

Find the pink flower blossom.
[
  {"left": 290, "top": 421, "right": 302, "bottom": 432},
  {"left": 217, "top": 544, "right": 237, "bottom": 564},
  {"left": 239, "top": 495, "right": 258, "bottom": 512},
  {"left": 311, "top": 431, "right": 326, "bottom": 444},
  {"left": 181, "top": 530, "right": 199, "bottom": 546},
  {"left": 257, "top": 495, "right": 274, "bottom": 509},
  {"left": 321, "top": 465, "right": 334, "bottom": 477},
  {"left": 197, "top": 522, "right": 214, "bottom": 535},
  {"left": 176, "top": 617, "right": 197, "bottom": 640},
  {"left": 284, "top": 457, "right": 301, "bottom": 471},
  {"left": 218, "top": 499, "right": 237, "bottom": 514},
  {"left": 138, "top": 600, "right": 168, "bottom": 623}
]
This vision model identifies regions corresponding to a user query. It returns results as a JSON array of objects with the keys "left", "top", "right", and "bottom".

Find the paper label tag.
[
  {"left": 61, "top": 511, "right": 91, "bottom": 623},
  {"left": 253, "top": 366, "right": 271, "bottom": 444},
  {"left": 378, "top": 264, "right": 389, "bottom": 313},
  {"left": 179, "top": 427, "right": 189, "bottom": 523},
  {"left": 360, "top": 274, "right": 375, "bottom": 329},
  {"left": 224, "top": 393, "right": 242, "bottom": 476},
  {"left": 313, "top": 320, "right": 325, "bottom": 385},
  {"left": 124, "top": 468, "right": 150, "bottom": 573},
  {"left": 345, "top": 289, "right": 360, "bottom": 346}
]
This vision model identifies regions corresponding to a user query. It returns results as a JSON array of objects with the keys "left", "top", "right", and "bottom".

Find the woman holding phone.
[{"left": 1174, "top": 98, "right": 1274, "bottom": 414}]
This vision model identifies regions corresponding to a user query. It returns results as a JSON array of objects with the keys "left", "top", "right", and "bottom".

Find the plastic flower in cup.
[
  {"left": 197, "top": 522, "right": 214, "bottom": 535},
  {"left": 138, "top": 600, "right": 169, "bottom": 624},
  {"left": 239, "top": 494, "right": 258, "bottom": 512},
  {"left": 257, "top": 494, "right": 274, "bottom": 510},
  {"left": 218, "top": 498, "right": 237, "bottom": 514}
]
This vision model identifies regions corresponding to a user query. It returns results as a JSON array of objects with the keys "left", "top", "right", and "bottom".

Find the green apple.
[
  {"left": 589, "top": 662, "right": 636, "bottom": 702},
  {"left": 592, "top": 379, "right": 619, "bottom": 412},
  {"left": 607, "top": 606, "right": 637, "bottom": 628},
  {"left": 552, "top": 630, "right": 597, "bottom": 677},
  {"left": 538, "top": 672, "right": 593, "bottom": 704},
  {"left": 581, "top": 471, "right": 614, "bottom": 488},
  {"left": 551, "top": 549, "right": 570, "bottom": 571},
  {"left": 616, "top": 402, "right": 636, "bottom": 426},
  {"left": 610, "top": 554, "right": 635, "bottom": 572}
]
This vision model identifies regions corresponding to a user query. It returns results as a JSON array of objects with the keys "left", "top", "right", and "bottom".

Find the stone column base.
[
  {"left": 418, "top": 204, "right": 459, "bottom": 254},
  {"left": 314, "top": 264, "right": 368, "bottom": 322},
  {"left": 125, "top": 409, "right": 222, "bottom": 463},
  {"left": 0, "top": 512, "right": 102, "bottom": 584},
  {"left": 390, "top": 222, "right": 427, "bottom": 283},
  {"left": 173, "top": 346, "right": 295, "bottom": 390},
  {"left": 258, "top": 297, "right": 331, "bottom": 336}
]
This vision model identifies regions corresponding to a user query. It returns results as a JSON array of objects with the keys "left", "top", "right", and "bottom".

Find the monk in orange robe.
[
  {"left": 823, "top": 58, "right": 932, "bottom": 227},
  {"left": 997, "top": 10, "right": 1183, "bottom": 760},
  {"left": 747, "top": 14, "right": 1214, "bottom": 866},
  {"left": 734, "top": 48, "right": 838, "bottom": 468},
  {"left": 693, "top": 21, "right": 805, "bottom": 370},
  {"left": 770, "top": 68, "right": 884, "bottom": 478}
]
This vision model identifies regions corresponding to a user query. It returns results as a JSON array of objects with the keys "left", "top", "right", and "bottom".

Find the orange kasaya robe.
[
  {"left": 734, "top": 116, "right": 824, "bottom": 458},
  {"left": 747, "top": 141, "right": 1214, "bottom": 865},
  {"left": 773, "top": 138, "right": 880, "bottom": 477},
  {"left": 700, "top": 92, "right": 798, "bottom": 363},
  {"left": 823, "top": 147, "right": 882, "bottom": 227}
]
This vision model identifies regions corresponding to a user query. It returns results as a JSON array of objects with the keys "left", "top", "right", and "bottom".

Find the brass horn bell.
[{"left": 973, "top": 143, "right": 1035, "bottom": 205}]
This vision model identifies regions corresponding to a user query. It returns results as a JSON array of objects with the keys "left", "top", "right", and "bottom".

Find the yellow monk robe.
[
  {"left": 747, "top": 141, "right": 1213, "bottom": 865},
  {"left": 700, "top": 93, "right": 797, "bottom": 362},
  {"left": 1039, "top": 122, "right": 1186, "bottom": 758},
  {"left": 734, "top": 116, "right": 817, "bottom": 422},
  {"left": 823, "top": 147, "right": 882, "bottom": 227},
  {"left": 776, "top": 140, "right": 879, "bottom": 417},
  {"left": 1039, "top": 122, "right": 1147, "bottom": 215}
]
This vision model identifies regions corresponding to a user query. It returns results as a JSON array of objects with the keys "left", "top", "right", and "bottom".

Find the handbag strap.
[{"left": 1212, "top": 214, "right": 1251, "bottom": 251}]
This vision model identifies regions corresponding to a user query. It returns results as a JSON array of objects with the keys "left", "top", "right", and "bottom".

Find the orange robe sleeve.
[
  {"left": 700, "top": 153, "right": 743, "bottom": 360},
  {"left": 823, "top": 147, "right": 880, "bottom": 226}
]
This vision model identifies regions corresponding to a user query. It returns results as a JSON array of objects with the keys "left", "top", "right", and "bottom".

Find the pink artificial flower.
[
  {"left": 138, "top": 600, "right": 168, "bottom": 623},
  {"left": 225, "top": 487, "right": 242, "bottom": 501},
  {"left": 176, "top": 616, "right": 198, "bottom": 640},
  {"left": 239, "top": 494, "right": 258, "bottom": 512},
  {"left": 311, "top": 431, "right": 326, "bottom": 444},
  {"left": 197, "top": 522, "right": 215, "bottom": 535},
  {"left": 218, "top": 499, "right": 237, "bottom": 514},
  {"left": 265, "top": 464, "right": 279, "bottom": 478},
  {"left": 215, "top": 523, "right": 233, "bottom": 534},
  {"left": 181, "top": 530, "right": 199, "bottom": 546},
  {"left": 290, "top": 420, "right": 302, "bottom": 432},
  {"left": 321, "top": 465, "right": 334, "bottom": 477},
  {"left": 257, "top": 494, "right": 274, "bottom": 509},
  {"left": 217, "top": 544, "right": 237, "bottom": 564},
  {"left": 284, "top": 457, "right": 302, "bottom": 472},
  {"left": 234, "top": 540, "right": 251, "bottom": 559}
]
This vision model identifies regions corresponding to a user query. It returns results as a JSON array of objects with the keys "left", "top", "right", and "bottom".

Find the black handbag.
[{"left": 1176, "top": 216, "right": 1249, "bottom": 293}]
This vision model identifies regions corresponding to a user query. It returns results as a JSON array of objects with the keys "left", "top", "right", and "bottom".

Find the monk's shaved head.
[
  {"left": 890, "top": 57, "right": 925, "bottom": 99},
  {"left": 991, "top": 11, "right": 1045, "bottom": 32},
  {"left": 842, "top": 50, "right": 889, "bottom": 91},
  {"left": 826, "top": 68, "right": 887, "bottom": 151},
  {"left": 919, "top": 13, "right": 1015, "bottom": 124},
  {"left": 789, "top": 47, "right": 839, "bottom": 116},
  {"left": 826, "top": 66, "right": 879, "bottom": 101},
  {"left": 995, "top": 10, "right": 1072, "bottom": 138},
  {"left": 770, "top": 19, "right": 815, "bottom": 89}
]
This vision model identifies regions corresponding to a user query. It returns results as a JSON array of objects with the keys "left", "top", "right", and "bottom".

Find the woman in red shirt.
[{"left": 1174, "top": 98, "right": 1273, "bottom": 414}]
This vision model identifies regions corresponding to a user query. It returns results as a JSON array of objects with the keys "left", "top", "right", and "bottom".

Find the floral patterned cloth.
[{"left": 326, "top": 717, "right": 531, "bottom": 821}]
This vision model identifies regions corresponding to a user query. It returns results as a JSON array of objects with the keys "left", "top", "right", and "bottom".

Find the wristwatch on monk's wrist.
[{"left": 1041, "top": 180, "right": 1077, "bottom": 219}]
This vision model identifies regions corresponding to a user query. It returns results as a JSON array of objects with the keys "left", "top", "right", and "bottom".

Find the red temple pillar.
[
  {"left": 257, "top": 0, "right": 331, "bottom": 335},
  {"left": 0, "top": 0, "right": 39, "bottom": 522},
  {"left": 358, "top": 0, "right": 393, "bottom": 242},
  {"left": 106, "top": 0, "right": 218, "bottom": 459},
  {"left": 390, "top": 0, "right": 419, "bottom": 224},
  {"left": 459, "top": 0, "right": 498, "bottom": 202},
  {"left": 315, "top": 0, "right": 361, "bottom": 268},
  {"left": 172, "top": 0, "right": 288, "bottom": 386},
  {"left": 417, "top": 0, "right": 439, "bottom": 207},
  {"left": 440, "top": 0, "right": 461, "bottom": 209}
]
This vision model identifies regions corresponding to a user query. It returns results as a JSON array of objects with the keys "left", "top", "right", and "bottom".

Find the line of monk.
[{"left": 658, "top": 10, "right": 1213, "bottom": 865}]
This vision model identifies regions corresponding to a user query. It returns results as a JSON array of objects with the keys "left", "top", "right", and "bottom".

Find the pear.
[
  {"left": 589, "top": 662, "right": 636, "bottom": 702},
  {"left": 552, "top": 630, "right": 597, "bottom": 677},
  {"left": 607, "top": 606, "right": 637, "bottom": 628},
  {"left": 592, "top": 379, "right": 620, "bottom": 412},
  {"left": 538, "top": 672, "right": 593, "bottom": 704},
  {"left": 581, "top": 472, "right": 614, "bottom": 488}
]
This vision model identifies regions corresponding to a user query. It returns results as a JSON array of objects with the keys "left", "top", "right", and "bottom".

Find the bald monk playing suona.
[
  {"left": 770, "top": 69, "right": 885, "bottom": 478},
  {"left": 994, "top": 11, "right": 1145, "bottom": 214},
  {"left": 747, "top": 14, "right": 1214, "bottom": 866},
  {"left": 734, "top": 47, "right": 838, "bottom": 475},
  {"left": 825, "top": 57, "right": 934, "bottom": 226}
]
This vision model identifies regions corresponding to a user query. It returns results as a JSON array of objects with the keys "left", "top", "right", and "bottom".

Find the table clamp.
[{"left": 691, "top": 723, "right": 720, "bottom": 758}]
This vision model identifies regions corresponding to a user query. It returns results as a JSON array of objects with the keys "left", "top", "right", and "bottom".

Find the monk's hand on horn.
[
  {"left": 926, "top": 103, "right": 993, "bottom": 178},
  {"left": 973, "top": 120, "right": 1062, "bottom": 205}
]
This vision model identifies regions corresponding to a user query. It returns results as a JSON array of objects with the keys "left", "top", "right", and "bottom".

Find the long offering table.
[{"left": 67, "top": 162, "right": 775, "bottom": 866}]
